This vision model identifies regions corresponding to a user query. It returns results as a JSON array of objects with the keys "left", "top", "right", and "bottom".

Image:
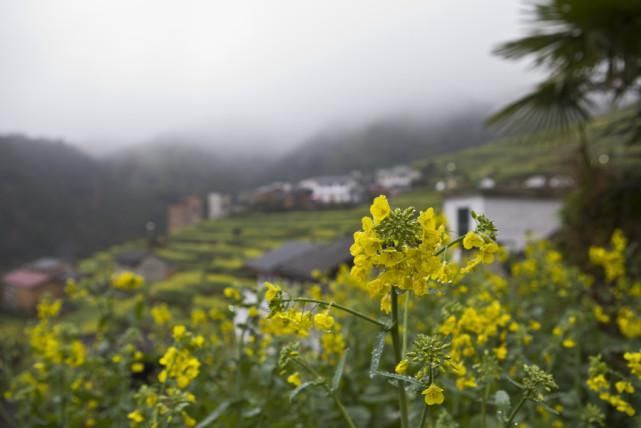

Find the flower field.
[{"left": 2, "top": 194, "right": 641, "bottom": 427}]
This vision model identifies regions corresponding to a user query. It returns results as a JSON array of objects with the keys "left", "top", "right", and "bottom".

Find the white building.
[
  {"left": 376, "top": 165, "right": 421, "bottom": 190},
  {"left": 208, "top": 192, "right": 230, "bottom": 219},
  {"left": 298, "top": 176, "right": 363, "bottom": 204},
  {"left": 443, "top": 191, "right": 563, "bottom": 252},
  {"left": 479, "top": 177, "right": 496, "bottom": 189}
]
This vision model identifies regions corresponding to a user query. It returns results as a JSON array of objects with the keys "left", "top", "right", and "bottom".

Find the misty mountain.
[
  {"left": 263, "top": 110, "right": 494, "bottom": 181},
  {"left": 0, "top": 136, "right": 125, "bottom": 266},
  {"left": 0, "top": 111, "right": 492, "bottom": 268}
]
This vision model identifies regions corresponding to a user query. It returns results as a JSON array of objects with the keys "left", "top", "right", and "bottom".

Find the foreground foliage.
[{"left": 2, "top": 196, "right": 641, "bottom": 427}]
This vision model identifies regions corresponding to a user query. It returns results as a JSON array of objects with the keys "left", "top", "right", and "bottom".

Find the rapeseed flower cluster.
[
  {"left": 350, "top": 195, "right": 497, "bottom": 312},
  {"left": 589, "top": 229, "right": 626, "bottom": 281},
  {"left": 112, "top": 271, "right": 144, "bottom": 290},
  {"left": 586, "top": 355, "right": 637, "bottom": 416},
  {"left": 151, "top": 303, "right": 172, "bottom": 326}
]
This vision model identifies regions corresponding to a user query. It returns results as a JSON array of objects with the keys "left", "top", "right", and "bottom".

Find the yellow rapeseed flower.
[
  {"left": 313, "top": 311, "right": 335, "bottom": 330},
  {"left": 586, "top": 374, "right": 609, "bottom": 392},
  {"left": 370, "top": 195, "right": 391, "bottom": 223},
  {"left": 172, "top": 325, "right": 186, "bottom": 340},
  {"left": 395, "top": 360, "right": 409, "bottom": 374},
  {"left": 224, "top": 287, "right": 241, "bottom": 301},
  {"left": 624, "top": 351, "right": 641, "bottom": 379},
  {"left": 112, "top": 271, "right": 144, "bottom": 290},
  {"left": 128, "top": 410, "right": 144, "bottom": 424},
  {"left": 615, "top": 380, "right": 634, "bottom": 394},
  {"left": 463, "top": 231, "right": 484, "bottom": 250},
  {"left": 265, "top": 282, "right": 281, "bottom": 303},
  {"left": 37, "top": 299, "right": 62, "bottom": 320},
  {"left": 287, "top": 372, "right": 302, "bottom": 387},
  {"left": 422, "top": 383, "right": 445, "bottom": 406}
]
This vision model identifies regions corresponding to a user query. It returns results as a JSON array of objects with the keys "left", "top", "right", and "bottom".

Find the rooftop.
[
  {"left": 246, "top": 241, "right": 317, "bottom": 272},
  {"left": 3, "top": 269, "right": 51, "bottom": 289},
  {"left": 115, "top": 249, "right": 150, "bottom": 267},
  {"left": 275, "top": 237, "right": 353, "bottom": 281}
]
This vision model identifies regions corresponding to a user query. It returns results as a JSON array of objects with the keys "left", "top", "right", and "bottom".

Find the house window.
[{"left": 457, "top": 207, "right": 470, "bottom": 236}]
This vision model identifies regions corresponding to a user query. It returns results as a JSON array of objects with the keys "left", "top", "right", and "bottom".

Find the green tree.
[{"left": 488, "top": 0, "right": 641, "bottom": 168}]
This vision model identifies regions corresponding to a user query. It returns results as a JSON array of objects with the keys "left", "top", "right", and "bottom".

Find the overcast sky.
[{"left": 0, "top": 0, "right": 537, "bottom": 151}]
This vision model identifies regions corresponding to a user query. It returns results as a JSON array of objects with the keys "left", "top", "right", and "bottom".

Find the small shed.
[
  {"left": 114, "top": 250, "right": 174, "bottom": 283},
  {"left": 443, "top": 190, "right": 563, "bottom": 252},
  {"left": 246, "top": 237, "right": 353, "bottom": 283},
  {"left": 245, "top": 241, "right": 317, "bottom": 282},
  {"left": 2, "top": 269, "right": 65, "bottom": 312},
  {"left": 274, "top": 237, "right": 353, "bottom": 282}
]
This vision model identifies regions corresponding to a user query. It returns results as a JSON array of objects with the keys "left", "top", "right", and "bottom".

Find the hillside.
[
  {"left": 262, "top": 110, "right": 494, "bottom": 182},
  {"left": 42, "top": 188, "right": 439, "bottom": 335},
  {"left": 0, "top": 112, "right": 491, "bottom": 268},
  {"left": 0, "top": 136, "right": 136, "bottom": 267},
  {"left": 415, "top": 113, "right": 641, "bottom": 186},
  {"left": 4, "top": 109, "right": 638, "bottom": 269}
]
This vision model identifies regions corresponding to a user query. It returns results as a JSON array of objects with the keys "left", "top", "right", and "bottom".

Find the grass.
[{"left": 415, "top": 113, "right": 641, "bottom": 184}]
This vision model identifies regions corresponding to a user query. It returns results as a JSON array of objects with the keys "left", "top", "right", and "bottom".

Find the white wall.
[
  {"left": 484, "top": 197, "right": 562, "bottom": 251},
  {"left": 443, "top": 195, "right": 486, "bottom": 237},
  {"left": 208, "top": 193, "right": 226, "bottom": 219},
  {"left": 443, "top": 195, "right": 562, "bottom": 252},
  {"left": 299, "top": 180, "right": 355, "bottom": 204}
]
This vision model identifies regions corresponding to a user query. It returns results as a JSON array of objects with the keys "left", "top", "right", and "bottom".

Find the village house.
[
  {"left": 245, "top": 237, "right": 353, "bottom": 283},
  {"left": 298, "top": 175, "right": 364, "bottom": 205},
  {"left": 443, "top": 189, "right": 563, "bottom": 252},
  {"left": 375, "top": 165, "right": 421, "bottom": 193},
  {"left": 2, "top": 258, "right": 71, "bottom": 312},
  {"left": 167, "top": 195, "right": 203, "bottom": 235},
  {"left": 207, "top": 192, "right": 231, "bottom": 219},
  {"left": 114, "top": 250, "right": 174, "bottom": 283}
]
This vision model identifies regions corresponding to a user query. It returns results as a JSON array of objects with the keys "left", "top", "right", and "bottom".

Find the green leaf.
[
  {"left": 196, "top": 399, "right": 244, "bottom": 428},
  {"left": 372, "top": 370, "right": 422, "bottom": 386},
  {"left": 331, "top": 348, "right": 350, "bottom": 392},
  {"left": 494, "top": 390, "right": 511, "bottom": 423},
  {"left": 369, "top": 331, "right": 387, "bottom": 378},
  {"left": 289, "top": 380, "right": 323, "bottom": 403}
]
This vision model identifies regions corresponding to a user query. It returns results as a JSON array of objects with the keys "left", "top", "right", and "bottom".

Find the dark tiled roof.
[
  {"left": 115, "top": 250, "right": 173, "bottom": 268},
  {"left": 245, "top": 241, "right": 317, "bottom": 273},
  {"left": 274, "top": 237, "right": 353, "bottom": 281},
  {"left": 115, "top": 250, "right": 149, "bottom": 267}
]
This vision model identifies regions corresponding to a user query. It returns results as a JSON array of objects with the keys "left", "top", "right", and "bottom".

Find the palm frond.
[{"left": 486, "top": 76, "right": 593, "bottom": 136}]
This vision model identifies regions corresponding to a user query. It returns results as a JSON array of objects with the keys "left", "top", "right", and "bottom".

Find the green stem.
[
  {"left": 331, "top": 393, "right": 357, "bottom": 428},
  {"left": 505, "top": 393, "right": 528, "bottom": 427},
  {"left": 234, "top": 326, "right": 247, "bottom": 427},
  {"left": 390, "top": 287, "right": 409, "bottom": 428},
  {"left": 288, "top": 298, "right": 388, "bottom": 329},
  {"left": 434, "top": 236, "right": 465, "bottom": 257},
  {"left": 402, "top": 293, "right": 410, "bottom": 356},
  {"left": 294, "top": 359, "right": 357, "bottom": 428},
  {"left": 418, "top": 405, "right": 429, "bottom": 428},
  {"left": 481, "top": 384, "right": 489, "bottom": 428},
  {"left": 59, "top": 369, "right": 68, "bottom": 428}
]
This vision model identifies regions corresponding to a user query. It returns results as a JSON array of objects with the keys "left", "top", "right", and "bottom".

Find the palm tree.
[{"left": 488, "top": 0, "right": 641, "bottom": 168}]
